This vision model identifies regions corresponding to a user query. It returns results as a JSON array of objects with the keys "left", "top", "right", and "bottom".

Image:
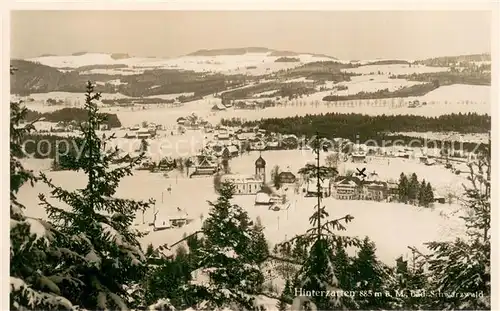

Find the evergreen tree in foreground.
[
  {"left": 350, "top": 237, "right": 393, "bottom": 309},
  {"left": 424, "top": 141, "right": 491, "bottom": 310},
  {"left": 282, "top": 134, "right": 360, "bottom": 310},
  {"left": 192, "top": 181, "right": 265, "bottom": 310},
  {"left": 10, "top": 67, "right": 75, "bottom": 310},
  {"left": 38, "top": 81, "right": 154, "bottom": 309}
]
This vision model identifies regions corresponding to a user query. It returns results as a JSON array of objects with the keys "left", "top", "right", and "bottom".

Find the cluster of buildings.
[{"left": 124, "top": 123, "right": 162, "bottom": 139}]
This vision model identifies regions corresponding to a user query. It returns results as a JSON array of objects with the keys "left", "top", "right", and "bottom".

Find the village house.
[
  {"left": 351, "top": 151, "right": 367, "bottom": 163},
  {"left": 331, "top": 175, "right": 400, "bottom": 202},
  {"left": 125, "top": 131, "right": 137, "bottom": 139},
  {"left": 189, "top": 155, "right": 219, "bottom": 178},
  {"left": 425, "top": 158, "right": 436, "bottom": 166},
  {"left": 137, "top": 128, "right": 151, "bottom": 139},
  {"left": 250, "top": 140, "right": 266, "bottom": 151},
  {"left": 153, "top": 208, "right": 190, "bottom": 231},
  {"left": 433, "top": 195, "right": 446, "bottom": 204},
  {"left": 221, "top": 145, "right": 239, "bottom": 158},
  {"left": 360, "top": 181, "right": 388, "bottom": 201},
  {"left": 278, "top": 171, "right": 297, "bottom": 185},
  {"left": 418, "top": 154, "right": 428, "bottom": 164},
  {"left": 176, "top": 117, "right": 187, "bottom": 126},
  {"left": 211, "top": 103, "right": 227, "bottom": 111},
  {"left": 331, "top": 176, "right": 362, "bottom": 200},
  {"left": 216, "top": 131, "right": 230, "bottom": 141}
]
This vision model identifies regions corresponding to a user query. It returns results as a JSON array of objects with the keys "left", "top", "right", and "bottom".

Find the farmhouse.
[
  {"left": 189, "top": 155, "right": 218, "bottom": 178},
  {"left": 125, "top": 131, "right": 137, "bottom": 139},
  {"left": 351, "top": 151, "right": 367, "bottom": 163},
  {"left": 216, "top": 131, "right": 230, "bottom": 140},
  {"left": 222, "top": 145, "right": 239, "bottom": 158},
  {"left": 137, "top": 128, "right": 151, "bottom": 139},
  {"left": 425, "top": 158, "right": 436, "bottom": 166},
  {"left": 434, "top": 195, "right": 446, "bottom": 204},
  {"left": 176, "top": 117, "right": 187, "bottom": 125},
  {"left": 211, "top": 103, "right": 227, "bottom": 111},
  {"left": 278, "top": 171, "right": 297, "bottom": 185},
  {"left": 153, "top": 209, "right": 190, "bottom": 231}
]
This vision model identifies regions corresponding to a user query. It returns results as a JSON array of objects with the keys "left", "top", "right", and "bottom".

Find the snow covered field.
[
  {"left": 28, "top": 52, "right": 334, "bottom": 76},
  {"left": 19, "top": 150, "right": 468, "bottom": 266},
  {"left": 18, "top": 82, "right": 489, "bottom": 127},
  {"left": 110, "top": 96, "right": 489, "bottom": 128},
  {"left": 341, "top": 64, "right": 449, "bottom": 75},
  {"left": 334, "top": 75, "right": 424, "bottom": 95}
]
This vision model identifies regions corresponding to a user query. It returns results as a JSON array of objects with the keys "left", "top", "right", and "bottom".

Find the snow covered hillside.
[{"left": 28, "top": 51, "right": 335, "bottom": 75}]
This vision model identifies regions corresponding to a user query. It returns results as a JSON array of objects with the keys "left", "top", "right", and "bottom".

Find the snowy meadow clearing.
[
  {"left": 19, "top": 83, "right": 490, "bottom": 129},
  {"left": 19, "top": 149, "right": 469, "bottom": 267}
]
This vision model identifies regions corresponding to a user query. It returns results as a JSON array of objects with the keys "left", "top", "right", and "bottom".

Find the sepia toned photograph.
[{"left": 8, "top": 9, "right": 494, "bottom": 311}]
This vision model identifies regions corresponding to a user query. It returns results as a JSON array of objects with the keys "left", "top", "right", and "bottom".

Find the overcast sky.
[{"left": 11, "top": 10, "right": 491, "bottom": 60}]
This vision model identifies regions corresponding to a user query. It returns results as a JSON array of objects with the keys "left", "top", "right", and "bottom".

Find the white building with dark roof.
[{"left": 221, "top": 174, "right": 263, "bottom": 195}]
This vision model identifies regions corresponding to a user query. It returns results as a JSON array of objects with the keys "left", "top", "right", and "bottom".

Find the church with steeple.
[{"left": 220, "top": 153, "right": 267, "bottom": 195}]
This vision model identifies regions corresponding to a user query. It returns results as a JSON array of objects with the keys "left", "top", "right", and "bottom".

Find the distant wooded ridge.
[{"left": 221, "top": 112, "right": 491, "bottom": 137}]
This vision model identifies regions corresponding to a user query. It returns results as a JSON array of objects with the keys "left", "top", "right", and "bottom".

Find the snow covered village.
[{"left": 8, "top": 10, "right": 493, "bottom": 311}]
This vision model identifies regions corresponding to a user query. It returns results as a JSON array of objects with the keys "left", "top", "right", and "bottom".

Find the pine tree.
[
  {"left": 424, "top": 182, "right": 434, "bottom": 207},
  {"left": 332, "top": 241, "right": 351, "bottom": 290},
  {"left": 38, "top": 81, "right": 154, "bottom": 310},
  {"left": 10, "top": 67, "right": 75, "bottom": 310},
  {"left": 249, "top": 217, "right": 270, "bottom": 265},
  {"left": 276, "top": 279, "right": 292, "bottom": 311},
  {"left": 408, "top": 173, "right": 419, "bottom": 204},
  {"left": 424, "top": 147, "right": 491, "bottom": 309},
  {"left": 387, "top": 253, "right": 429, "bottom": 310},
  {"left": 398, "top": 173, "right": 409, "bottom": 203},
  {"left": 351, "top": 237, "right": 388, "bottom": 309},
  {"left": 271, "top": 165, "right": 282, "bottom": 189},
  {"left": 192, "top": 181, "right": 265, "bottom": 310},
  {"left": 145, "top": 245, "right": 194, "bottom": 309},
  {"left": 282, "top": 134, "right": 359, "bottom": 310},
  {"left": 418, "top": 179, "right": 427, "bottom": 206}
]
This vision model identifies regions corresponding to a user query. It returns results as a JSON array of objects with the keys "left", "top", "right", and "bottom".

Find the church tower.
[{"left": 255, "top": 153, "right": 266, "bottom": 182}]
